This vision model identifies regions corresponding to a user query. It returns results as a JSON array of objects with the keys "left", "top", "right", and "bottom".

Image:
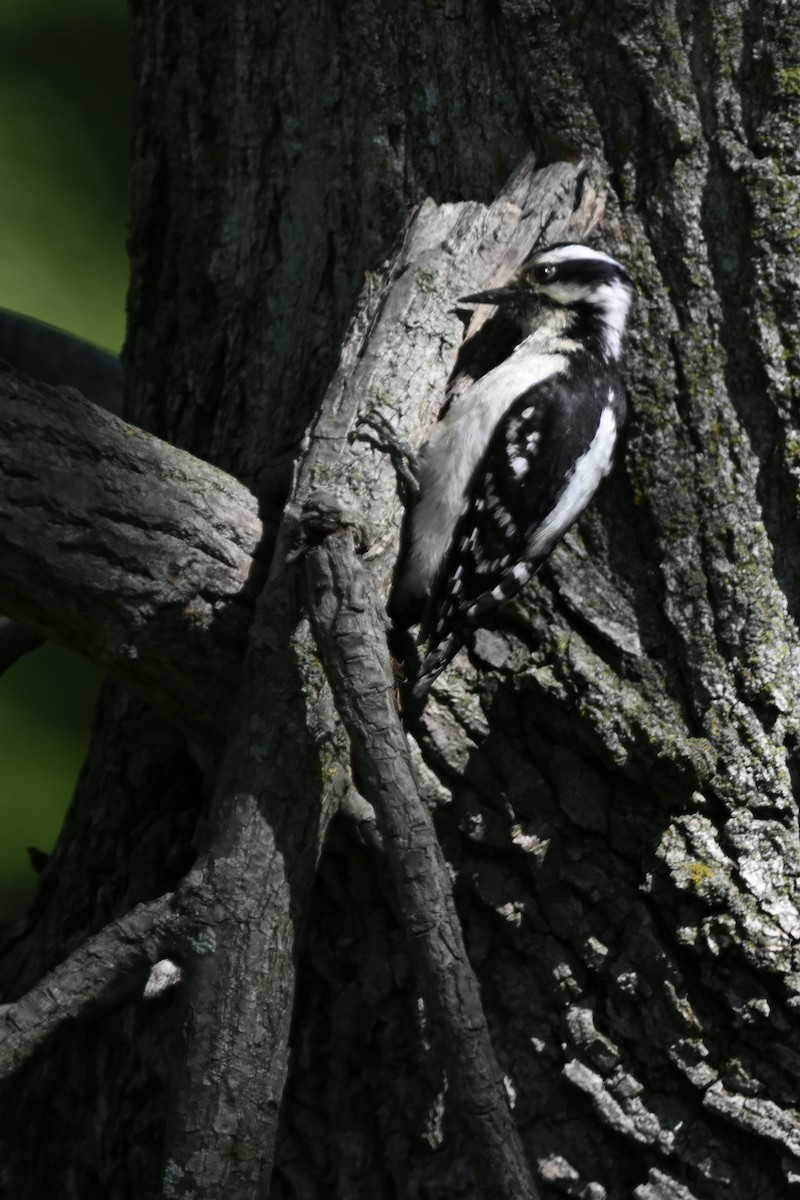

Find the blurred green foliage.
[{"left": 0, "top": 0, "right": 129, "bottom": 916}]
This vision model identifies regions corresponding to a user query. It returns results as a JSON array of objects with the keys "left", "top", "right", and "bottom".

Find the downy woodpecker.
[{"left": 392, "top": 242, "right": 634, "bottom": 701}]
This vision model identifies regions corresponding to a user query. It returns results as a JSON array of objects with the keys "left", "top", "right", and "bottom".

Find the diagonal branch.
[
  {"left": 0, "top": 894, "right": 176, "bottom": 1078},
  {"left": 304, "top": 522, "right": 541, "bottom": 1200}
]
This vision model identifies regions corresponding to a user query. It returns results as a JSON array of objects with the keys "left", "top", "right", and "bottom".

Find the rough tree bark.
[{"left": 1, "top": 3, "right": 800, "bottom": 1199}]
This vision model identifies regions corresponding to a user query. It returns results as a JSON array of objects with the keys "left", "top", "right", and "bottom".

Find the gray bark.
[
  {"left": 1, "top": 2, "right": 800, "bottom": 1199},
  {"left": 0, "top": 365, "right": 268, "bottom": 741}
]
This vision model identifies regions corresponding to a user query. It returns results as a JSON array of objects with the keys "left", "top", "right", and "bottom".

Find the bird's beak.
[{"left": 458, "top": 286, "right": 520, "bottom": 306}]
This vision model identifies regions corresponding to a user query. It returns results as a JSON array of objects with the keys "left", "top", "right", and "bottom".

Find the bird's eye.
[{"left": 532, "top": 263, "right": 558, "bottom": 284}]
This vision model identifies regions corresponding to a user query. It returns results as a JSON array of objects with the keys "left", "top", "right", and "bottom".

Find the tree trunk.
[{"left": 1, "top": 2, "right": 799, "bottom": 1198}]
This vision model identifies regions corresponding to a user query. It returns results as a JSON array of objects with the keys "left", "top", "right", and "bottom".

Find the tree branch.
[
  {"left": 0, "top": 309, "right": 126, "bottom": 674},
  {"left": 0, "top": 894, "right": 175, "bottom": 1078},
  {"left": 0, "top": 364, "right": 272, "bottom": 740},
  {"left": 304, "top": 522, "right": 541, "bottom": 1200},
  {"left": 1, "top": 554, "right": 350, "bottom": 1184},
  {"left": 158, "top": 572, "right": 350, "bottom": 1199}
]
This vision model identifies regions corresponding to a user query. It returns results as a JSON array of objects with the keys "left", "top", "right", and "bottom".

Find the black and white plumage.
[{"left": 392, "top": 242, "right": 634, "bottom": 701}]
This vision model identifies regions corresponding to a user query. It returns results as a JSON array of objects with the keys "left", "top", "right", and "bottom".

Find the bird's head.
[{"left": 460, "top": 243, "right": 634, "bottom": 361}]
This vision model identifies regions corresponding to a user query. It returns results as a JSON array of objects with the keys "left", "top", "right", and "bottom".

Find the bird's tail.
[{"left": 412, "top": 631, "right": 464, "bottom": 702}]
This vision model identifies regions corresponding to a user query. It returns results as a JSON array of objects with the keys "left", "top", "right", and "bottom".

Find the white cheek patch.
[{"left": 543, "top": 281, "right": 589, "bottom": 306}]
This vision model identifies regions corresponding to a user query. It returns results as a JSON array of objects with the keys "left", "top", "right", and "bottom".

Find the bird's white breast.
[{"left": 400, "top": 343, "right": 566, "bottom": 598}]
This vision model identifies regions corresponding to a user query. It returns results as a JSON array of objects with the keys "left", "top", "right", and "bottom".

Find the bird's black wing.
[{"left": 414, "top": 362, "right": 624, "bottom": 699}]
